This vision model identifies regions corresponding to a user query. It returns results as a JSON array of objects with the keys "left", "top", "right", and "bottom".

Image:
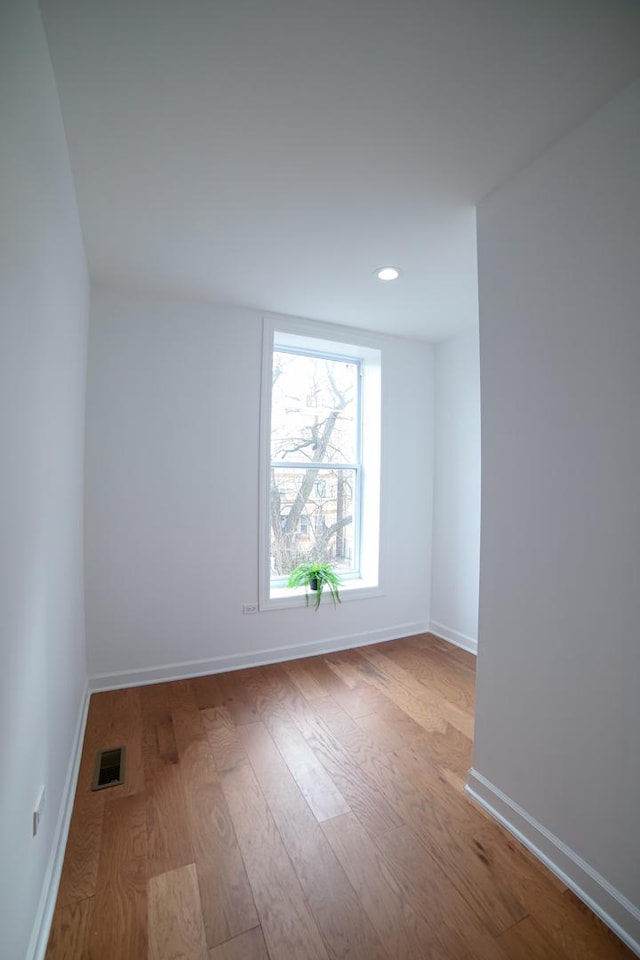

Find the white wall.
[
  {"left": 430, "top": 329, "right": 481, "bottom": 651},
  {"left": 0, "top": 3, "right": 89, "bottom": 958},
  {"left": 473, "top": 80, "right": 640, "bottom": 947},
  {"left": 85, "top": 290, "right": 434, "bottom": 682}
]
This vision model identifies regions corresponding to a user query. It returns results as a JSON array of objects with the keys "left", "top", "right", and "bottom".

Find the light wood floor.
[{"left": 47, "top": 634, "right": 634, "bottom": 959}]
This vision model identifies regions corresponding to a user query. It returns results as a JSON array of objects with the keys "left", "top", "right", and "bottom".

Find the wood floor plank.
[
  {"left": 261, "top": 711, "right": 351, "bottom": 822},
  {"left": 520, "top": 889, "right": 637, "bottom": 960},
  {"left": 55, "top": 690, "right": 144, "bottom": 907},
  {"left": 321, "top": 679, "right": 386, "bottom": 720},
  {"left": 553, "top": 889, "right": 638, "bottom": 960},
  {"left": 140, "top": 681, "right": 176, "bottom": 724},
  {"left": 218, "top": 669, "right": 262, "bottom": 724},
  {"left": 201, "top": 705, "right": 248, "bottom": 773},
  {"left": 193, "top": 670, "right": 260, "bottom": 725},
  {"left": 304, "top": 696, "right": 404, "bottom": 773},
  {"left": 304, "top": 657, "right": 394, "bottom": 720},
  {"left": 325, "top": 650, "right": 372, "bottom": 690},
  {"left": 148, "top": 863, "right": 208, "bottom": 960},
  {"left": 369, "top": 767, "right": 528, "bottom": 934},
  {"left": 45, "top": 896, "right": 94, "bottom": 959},
  {"left": 377, "top": 639, "right": 476, "bottom": 711},
  {"left": 405, "top": 722, "right": 473, "bottom": 779},
  {"left": 240, "top": 721, "right": 389, "bottom": 960},
  {"left": 293, "top": 656, "right": 348, "bottom": 696},
  {"left": 142, "top": 686, "right": 195, "bottom": 878},
  {"left": 359, "top": 647, "right": 474, "bottom": 738},
  {"left": 244, "top": 662, "right": 313, "bottom": 725},
  {"left": 390, "top": 745, "right": 480, "bottom": 833},
  {"left": 356, "top": 709, "right": 473, "bottom": 779},
  {"left": 208, "top": 926, "right": 270, "bottom": 960},
  {"left": 221, "top": 760, "right": 330, "bottom": 960},
  {"left": 282, "top": 658, "right": 331, "bottom": 700},
  {"left": 374, "top": 825, "right": 512, "bottom": 960},
  {"left": 297, "top": 699, "right": 479, "bottom": 851},
  {"left": 411, "top": 632, "right": 477, "bottom": 671},
  {"left": 323, "top": 651, "right": 374, "bottom": 690},
  {"left": 293, "top": 704, "right": 403, "bottom": 837},
  {"left": 386, "top": 631, "right": 475, "bottom": 666},
  {"left": 329, "top": 650, "right": 449, "bottom": 735},
  {"left": 437, "top": 763, "right": 470, "bottom": 795},
  {"left": 355, "top": 693, "right": 436, "bottom": 744},
  {"left": 86, "top": 687, "right": 145, "bottom": 799},
  {"left": 54, "top": 788, "right": 104, "bottom": 906},
  {"left": 57, "top": 684, "right": 153, "bottom": 908},
  {"left": 171, "top": 700, "right": 259, "bottom": 947},
  {"left": 156, "top": 717, "right": 179, "bottom": 764},
  {"left": 302, "top": 704, "right": 524, "bottom": 935},
  {"left": 498, "top": 897, "right": 636, "bottom": 960},
  {"left": 144, "top": 758, "right": 194, "bottom": 877},
  {"left": 322, "top": 813, "right": 445, "bottom": 960},
  {"left": 307, "top": 695, "right": 401, "bottom": 764},
  {"left": 242, "top": 667, "right": 352, "bottom": 820},
  {"left": 470, "top": 822, "right": 568, "bottom": 909},
  {"left": 88, "top": 794, "right": 147, "bottom": 959},
  {"left": 49, "top": 635, "right": 635, "bottom": 960},
  {"left": 193, "top": 673, "right": 225, "bottom": 711},
  {"left": 497, "top": 915, "right": 574, "bottom": 960},
  {"left": 352, "top": 709, "right": 412, "bottom": 755}
]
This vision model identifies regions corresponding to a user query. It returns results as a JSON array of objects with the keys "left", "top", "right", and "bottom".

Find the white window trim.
[{"left": 259, "top": 315, "right": 382, "bottom": 612}]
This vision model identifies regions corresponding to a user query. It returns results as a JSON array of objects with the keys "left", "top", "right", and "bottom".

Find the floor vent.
[{"left": 92, "top": 746, "right": 126, "bottom": 791}]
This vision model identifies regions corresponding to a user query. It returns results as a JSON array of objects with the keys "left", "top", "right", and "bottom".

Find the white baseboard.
[
  {"left": 466, "top": 768, "right": 640, "bottom": 957},
  {"left": 27, "top": 683, "right": 91, "bottom": 960},
  {"left": 429, "top": 620, "right": 477, "bottom": 655},
  {"left": 89, "top": 620, "right": 431, "bottom": 691}
]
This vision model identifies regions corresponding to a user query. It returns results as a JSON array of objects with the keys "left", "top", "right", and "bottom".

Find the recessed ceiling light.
[{"left": 375, "top": 266, "right": 401, "bottom": 281}]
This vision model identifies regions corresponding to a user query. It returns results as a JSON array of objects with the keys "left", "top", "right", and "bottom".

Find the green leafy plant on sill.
[{"left": 287, "top": 561, "right": 342, "bottom": 610}]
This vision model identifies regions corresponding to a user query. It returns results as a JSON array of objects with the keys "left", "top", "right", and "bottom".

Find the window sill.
[{"left": 260, "top": 579, "right": 383, "bottom": 612}]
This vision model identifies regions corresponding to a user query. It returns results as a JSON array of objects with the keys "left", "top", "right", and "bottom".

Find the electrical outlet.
[
  {"left": 242, "top": 603, "right": 258, "bottom": 615},
  {"left": 33, "top": 785, "right": 45, "bottom": 837}
]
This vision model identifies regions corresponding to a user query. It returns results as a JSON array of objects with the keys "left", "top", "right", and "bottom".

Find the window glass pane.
[
  {"left": 270, "top": 467, "right": 356, "bottom": 576},
  {"left": 271, "top": 351, "right": 358, "bottom": 464}
]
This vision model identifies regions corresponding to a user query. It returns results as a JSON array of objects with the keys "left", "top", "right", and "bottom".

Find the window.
[
  {"left": 271, "top": 348, "right": 359, "bottom": 578},
  {"left": 260, "top": 317, "right": 381, "bottom": 608}
]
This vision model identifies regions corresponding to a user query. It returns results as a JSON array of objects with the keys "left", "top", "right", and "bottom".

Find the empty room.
[{"left": 2, "top": 1, "right": 639, "bottom": 958}]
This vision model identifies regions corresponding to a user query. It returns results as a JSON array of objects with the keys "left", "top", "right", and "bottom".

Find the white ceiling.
[{"left": 40, "top": 0, "right": 640, "bottom": 341}]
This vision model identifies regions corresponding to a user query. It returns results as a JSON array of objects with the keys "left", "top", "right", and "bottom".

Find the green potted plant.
[{"left": 287, "top": 561, "right": 342, "bottom": 609}]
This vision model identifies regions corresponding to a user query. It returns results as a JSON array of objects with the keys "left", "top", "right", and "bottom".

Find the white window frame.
[{"left": 259, "top": 316, "right": 382, "bottom": 611}]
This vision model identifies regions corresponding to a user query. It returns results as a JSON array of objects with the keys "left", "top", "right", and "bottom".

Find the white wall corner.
[
  {"left": 429, "top": 620, "right": 477, "bottom": 655},
  {"left": 27, "top": 684, "right": 91, "bottom": 960},
  {"left": 465, "top": 769, "right": 640, "bottom": 958}
]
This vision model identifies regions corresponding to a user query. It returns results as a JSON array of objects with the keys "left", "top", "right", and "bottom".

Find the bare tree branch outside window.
[{"left": 270, "top": 351, "right": 359, "bottom": 577}]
